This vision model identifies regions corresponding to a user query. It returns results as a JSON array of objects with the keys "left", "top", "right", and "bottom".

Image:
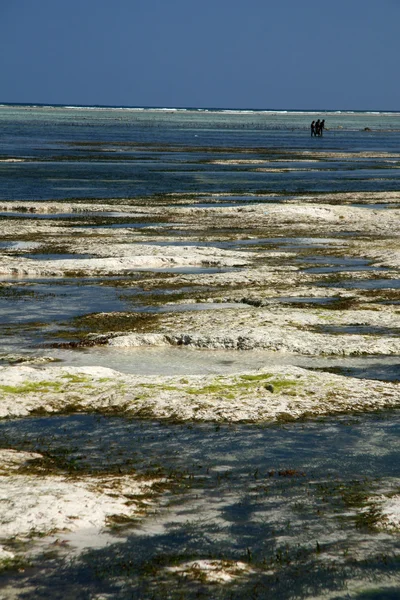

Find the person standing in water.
[{"left": 310, "top": 118, "right": 326, "bottom": 137}]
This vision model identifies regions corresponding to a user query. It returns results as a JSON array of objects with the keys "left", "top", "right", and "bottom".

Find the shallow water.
[
  {"left": 1, "top": 106, "right": 400, "bottom": 597},
  {"left": 300, "top": 255, "right": 386, "bottom": 274},
  {"left": 317, "top": 325, "right": 400, "bottom": 336},
  {"left": 351, "top": 203, "right": 400, "bottom": 210},
  {"left": 301, "top": 256, "right": 371, "bottom": 267},
  {"left": 45, "top": 347, "right": 400, "bottom": 382},
  {"left": 330, "top": 278, "right": 400, "bottom": 290},
  {"left": 137, "top": 236, "right": 344, "bottom": 251},
  {"left": 0, "top": 411, "right": 399, "bottom": 598},
  {"left": 0, "top": 241, "right": 41, "bottom": 250},
  {"left": 25, "top": 253, "right": 94, "bottom": 260},
  {"left": 1, "top": 106, "right": 400, "bottom": 201},
  {"left": 0, "top": 211, "right": 92, "bottom": 219},
  {"left": 0, "top": 280, "right": 139, "bottom": 325}
]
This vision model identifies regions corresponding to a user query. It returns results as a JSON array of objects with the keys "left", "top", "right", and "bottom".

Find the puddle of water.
[
  {"left": 0, "top": 241, "right": 41, "bottom": 250},
  {"left": 274, "top": 296, "right": 336, "bottom": 305},
  {"left": 25, "top": 253, "right": 95, "bottom": 260},
  {"left": 0, "top": 412, "right": 399, "bottom": 598},
  {"left": 305, "top": 265, "right": 382, "bottom": 274},
  {"left": 50, "top": 346, "right": 299, "bottom": 375},
  {"left": 300, "top": 255, "right": 370, "bottom": 267},
  {"left": 0, "top": 212, "right": 88, "bottom": 219},
  {"left": 193, "top": 196, "right": 295, "bottom": 208},
  {"left": 317, "top": 324, "right": 400, "bottom": 336},
  {"left": 300, "top": 255, "right": 390, "bottom": 275},
  {"left": 244, "top": 237, "right": 344, "bottom": 248},
  {"left": 0, "top": 281, "right": 141, "bottom": 325},
  {"left": 351, "top": 203, "right": 400, "bottom": 210},
  {"left": 0, "top": 211, "right": 143, "bottom": 219},
  {"left": 329, "top": 278, "right": 400, "bottom": 290},
  {"left": 310, "top": 355, "right": 400, "bottom": 382},
  {"left": 48, "top": 347, "right": 400, "bottom": 382},
  {"left": 139, "top": 237, "right": 344, "bottom": 250}
]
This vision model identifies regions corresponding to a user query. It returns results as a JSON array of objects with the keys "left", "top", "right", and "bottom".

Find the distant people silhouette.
[{"left": 310, "top": 119, "right": 326, "bottom": 137}]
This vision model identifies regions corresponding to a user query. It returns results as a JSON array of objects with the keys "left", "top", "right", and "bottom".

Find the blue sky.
[{"left": 1, "top": 0, "right": 399, "bottom": 110}]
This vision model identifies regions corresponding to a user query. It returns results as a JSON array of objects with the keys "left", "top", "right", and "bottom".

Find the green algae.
[
  {"left": 0, "top": 381, "right": 64, "bottom": 395},
  {"left": 0, "top": 374, "right": 92, "bottom": 396},
  {"left": 183, "top": 374, "right": 299, "bottom": 397},
  {"left": 133, "top": 373, "right": 301, "bottom": 400},
  {"left": 61, "top": 373, "right": 91, "bottom": 383}
]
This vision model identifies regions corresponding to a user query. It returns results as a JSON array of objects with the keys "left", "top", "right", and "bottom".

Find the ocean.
[{"left": 0, "top": 104, "right": 399, "bottom": 201}]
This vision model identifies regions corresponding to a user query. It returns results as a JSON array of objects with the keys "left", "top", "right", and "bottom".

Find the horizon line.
[{"left": 0, "top": 101, "right": 399, "bottom": 114}]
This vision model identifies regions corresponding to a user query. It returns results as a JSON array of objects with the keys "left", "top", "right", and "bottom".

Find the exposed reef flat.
[
  {"left": 0, "top": 245, "right": 250, "bottom": 276},
  {"left": 2, "top": 178, "right": 400, "bottom": 582},
  {"left": 100, "top": 303, "right": 400, "bottom": 356},
  {"left": 2, "top": 197, "right": 400, "bottom": 277},
  {"left": 0, "top": 364, "right": 398, "bottom": 422},
  {"left": 2, "top": 190, "right": 400, "bottom": 421},
  {"left": 2, "top": 191, "right": 400, "bottom": 389}
]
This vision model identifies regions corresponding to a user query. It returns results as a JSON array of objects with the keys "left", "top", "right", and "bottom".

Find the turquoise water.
[{"left": 0, "top": 105, "right": 399, "bottom": 201}]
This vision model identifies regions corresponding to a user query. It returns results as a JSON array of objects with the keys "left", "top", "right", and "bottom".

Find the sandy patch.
[
  {"left": 165, "top": 559, "right": 257, "bottom": 583},
  {"left": 377, "top": 494, "right": 400, "bottom": 531},
  {"left": 0, "top": 449, "right": 164, "bottom": 558}
]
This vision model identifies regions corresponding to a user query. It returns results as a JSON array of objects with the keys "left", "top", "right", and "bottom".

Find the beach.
[{"left": 0, "top": 105, "right": 400, "bottom": 598}]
